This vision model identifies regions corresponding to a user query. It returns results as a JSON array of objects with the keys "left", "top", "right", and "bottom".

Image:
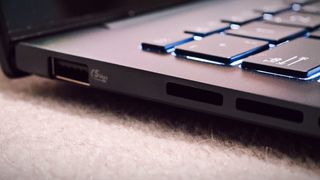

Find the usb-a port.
[{"left": 51, "top": 57, "right": 90, "bottom": 86}]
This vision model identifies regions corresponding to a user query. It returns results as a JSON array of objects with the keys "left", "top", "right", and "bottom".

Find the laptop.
[{"left": 0, "top": 0, "right": 319, "bottom": 138}]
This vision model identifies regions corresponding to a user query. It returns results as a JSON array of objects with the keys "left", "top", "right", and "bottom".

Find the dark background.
[{"left": 0, "top": 0, "right": 192, "bottom": 40}]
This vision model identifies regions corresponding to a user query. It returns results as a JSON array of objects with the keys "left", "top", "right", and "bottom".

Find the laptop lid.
[{"left": 0, "top": 0, "right": 193, "bottom": 77}]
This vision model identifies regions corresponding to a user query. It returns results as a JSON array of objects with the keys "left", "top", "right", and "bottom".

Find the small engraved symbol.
[
  {"left": 287, "top": 56, "right": 309, "bottom": 66},
  {"left": 90, "top": 69, "right": 108, "bottom": 83},
  {"left": 263, "top": 57, "right": 282, "bottom": 63},
  {"left": 263, "top": 56, "right": 310, "bottom": 66},
  {"left": 290, "top": 15, "right": 311, "bottom": 24},
  {"left": 276, "top": 56, "right": 297, "bottom": 65}
]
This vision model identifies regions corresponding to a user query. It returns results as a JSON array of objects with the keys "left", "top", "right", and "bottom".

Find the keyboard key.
[
  {"left": 255, "top": 2, "right": 291, "bottom": 14},
  {"left": 300, "top": 2, "right": 320, "bottom": 14},
  {"left": 226, "top": 22, "right": 306, "bottom": 44},
  {"left": 242, "top": 38, "right": 320, "bottom": 78},
  {"left": 175, "top": 35, "right": 269, "bottom": 64},
  {"left": 184, "top": 21, "right": 229, "bottom": 37},
  {"left": 266, "top": 12, "right": 320, "bottom": 30},
  {"left": 221, "top": 11, "right": 262, "bottom": 25},
  {"left": 141, "top": 34, "right": 194, "bottom": 53}
]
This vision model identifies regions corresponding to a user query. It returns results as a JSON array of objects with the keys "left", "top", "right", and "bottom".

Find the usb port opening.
[{"left": 51, "top": 57, "right": 90, "bottom": 86}]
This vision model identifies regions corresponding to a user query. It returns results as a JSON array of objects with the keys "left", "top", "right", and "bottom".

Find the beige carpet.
[{"left": 0, "top": 71, "right": 320, "bottom": 180}]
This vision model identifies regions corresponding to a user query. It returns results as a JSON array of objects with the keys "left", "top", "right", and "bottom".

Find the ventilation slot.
[
  {"left": 166, "top": 83, "right": 223, "bottom": 106},
  {"left": 236, "top": 98, "right": 303, "bottom": 123}
]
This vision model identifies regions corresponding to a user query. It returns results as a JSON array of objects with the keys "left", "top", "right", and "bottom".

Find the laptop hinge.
[{"left": 0, "top": 5, "right": 28, "bottom": 78}]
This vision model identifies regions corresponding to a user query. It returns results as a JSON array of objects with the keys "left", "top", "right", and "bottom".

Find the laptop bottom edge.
[{"left": 15, "top": 45, "right": 320, "bottom": 138}]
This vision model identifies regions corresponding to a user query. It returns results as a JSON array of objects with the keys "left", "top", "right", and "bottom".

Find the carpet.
[{"left": 0, "top": 71, "right": 319, "bottom": 180}]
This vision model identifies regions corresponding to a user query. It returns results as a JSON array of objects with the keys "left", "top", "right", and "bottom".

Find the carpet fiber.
[{"left": 0, "top": 71, "right": 319, "bottom": 180}]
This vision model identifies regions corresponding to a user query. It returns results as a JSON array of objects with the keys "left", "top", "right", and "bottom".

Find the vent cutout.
[
  {"left": 166, "top": 83, "right": 223, "bottom": 106},
  {"left": 236, "top": 98, "right": 303, "bottom": 123}
]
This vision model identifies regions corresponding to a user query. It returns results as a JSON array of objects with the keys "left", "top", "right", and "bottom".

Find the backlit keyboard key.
[
  {"left": 141, "top": 34, "right": 194, "bottom": 53},
  {"left": 221, "top": 11, "right": 262, "bottom": 25},
  {"left": 184, "top": 21, "right": 229, "bottom": 37},
  {"left": 175, "top": 35, "right": 269, "bottom": 64},
  {"left": 255, "top": 2, "right": 291, "bottom": 14},
  {"left": 266, "top": 12, "right": 320, "bottom": 30},
  {"left": 226, "top": 21, "right": 306, "bottom": 44},
  {"left": 242, "top": 38, "right": 320, "bottom": 78}
]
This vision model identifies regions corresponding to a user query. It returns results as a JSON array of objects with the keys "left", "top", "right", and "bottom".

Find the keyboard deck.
[{"left": 141, "top": 0, "right": 320, "bottom": 80}]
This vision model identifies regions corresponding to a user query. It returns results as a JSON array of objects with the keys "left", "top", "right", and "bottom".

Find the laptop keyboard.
[{"left": 141, "top": 0, "right": 320, "bottom": 80}]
